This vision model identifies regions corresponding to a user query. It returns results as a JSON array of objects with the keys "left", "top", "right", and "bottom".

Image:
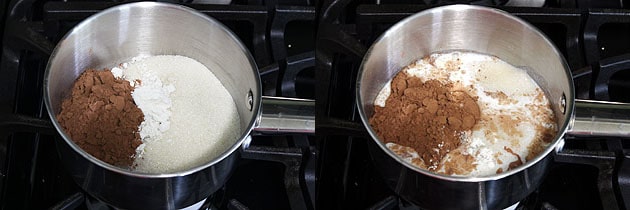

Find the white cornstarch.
[
  {"left": 378, "top": 51, "right": 557, "bottom": 177},
  {"left": 113, "top": 55, "right": 241, "bottom": 173},
  {"left": 113, "top": 64, "right": 175, "bottom": 156}
]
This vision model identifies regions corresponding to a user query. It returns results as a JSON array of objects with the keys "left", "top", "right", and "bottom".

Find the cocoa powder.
[
  {"left": 57, "top": 69, "right": 143, "bottom": 167},
  {"left": 369, "top": 71, "right": 481, "bottom": 171}
]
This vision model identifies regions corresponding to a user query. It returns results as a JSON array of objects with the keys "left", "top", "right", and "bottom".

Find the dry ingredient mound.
[
  {"left": 57, "top": 69, "right": 143, "bottom": 167},
  {"left": 117, "top": 55, "right": 241, "bottom": 174},
  {"left": 112, "top": 61, "right": 175, "bottom": 159},
  {"left": 369, "top": 72, "right": 481, "bottom": 172},
  {"left": 56, "top": 55, "right": 241, "bottom": 174}
]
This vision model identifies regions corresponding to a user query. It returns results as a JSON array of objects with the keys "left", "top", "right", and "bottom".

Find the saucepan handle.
[
  {"left": 565, "top": 99, "right": 630, "bottom": 137},
  {"left": 252, "top": 96, "right": 315, "bottom": 135}
]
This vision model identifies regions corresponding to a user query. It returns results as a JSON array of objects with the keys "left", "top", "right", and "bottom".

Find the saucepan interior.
[
  {"left": 357, "top": 4, "right": 574, "bottom": 181},
  {"left": 44, "top": 2, "right": 261, "bottom": 177}
]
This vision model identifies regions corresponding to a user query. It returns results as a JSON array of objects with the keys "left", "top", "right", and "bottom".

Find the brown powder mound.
[
  {"left": 57, "top": 69, "right": 143, "bottom": 167},
  {"left": 369, "top": 71, "right": 481, "bottom": 171}
]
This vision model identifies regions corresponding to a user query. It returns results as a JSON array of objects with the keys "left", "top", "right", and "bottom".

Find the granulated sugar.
[
  {"left": 115, "top": 55, "right": 241, "bottom": 173},
  {"left": 375, "top": 51, "right": 557, "bottom": 176}
]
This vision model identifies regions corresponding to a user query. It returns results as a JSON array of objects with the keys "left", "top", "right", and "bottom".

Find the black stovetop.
[
  {"left": 0, "top": 0, "right": 315, "bottom": 209},
  {"left": 3, "top": 0, "right": 630, "bottom": 209},
  {"left": 316, "top": 0, "right": 630, "bottom": 210}
]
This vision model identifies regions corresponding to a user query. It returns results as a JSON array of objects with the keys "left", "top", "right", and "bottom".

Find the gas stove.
[
  {"left": 0, "top": 0, "right": 315, "bottom": 209},
  {"left": 316, "top": 0, "right": 630, "bottom": 210},
  {"left": 3, "top": 0, "right": 630, "bottom": 209}
]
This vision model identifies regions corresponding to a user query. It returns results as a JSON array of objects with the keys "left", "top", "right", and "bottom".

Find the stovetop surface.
[{"left": 2, "top": 0, "right": 630, "bottom": 209}]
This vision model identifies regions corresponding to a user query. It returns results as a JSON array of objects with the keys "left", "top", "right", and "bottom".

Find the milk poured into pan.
[{"left": 373, "top": 51, "right": 557, "bottom": 177}]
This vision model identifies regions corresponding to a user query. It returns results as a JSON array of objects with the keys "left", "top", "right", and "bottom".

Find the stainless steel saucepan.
[
  {"left": 43, "top": 2, "right": 314, "bottom": 209},
  {"left": 356, "top": 4, "right": 630, "bottom": 210}
]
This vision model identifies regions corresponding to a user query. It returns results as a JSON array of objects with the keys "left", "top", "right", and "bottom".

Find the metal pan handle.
[
  {"left": 566, "top": 99, "right": 630, "bottom": 137},
  {"left": 252, "top": 96, "right": 315, "bottom": 135}
]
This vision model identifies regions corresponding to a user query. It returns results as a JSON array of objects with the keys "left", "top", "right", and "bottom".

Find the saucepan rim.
[
  {"left": 355, "top": 4, "right": 575, "bottom": 182},
  {"left": 43, "top": 1, "right": 262, "bottom": 178}
]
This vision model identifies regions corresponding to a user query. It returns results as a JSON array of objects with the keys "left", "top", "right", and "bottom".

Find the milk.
[{"left": 380, "top": 51, "right": 557, "bottom": 176}]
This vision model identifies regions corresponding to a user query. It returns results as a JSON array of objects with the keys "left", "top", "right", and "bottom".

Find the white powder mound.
[
  {"left": 133, "top": 73, "right": 175, "bottom": 144},
  {"left": 112, "top": 61, "right": 175, "bottom": 157},
  {"left": 115, "top": 55, "right": 241, "bottom": 173},
  {"left": 380, "top": 51, "right": 557, "bottom": 177}
]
